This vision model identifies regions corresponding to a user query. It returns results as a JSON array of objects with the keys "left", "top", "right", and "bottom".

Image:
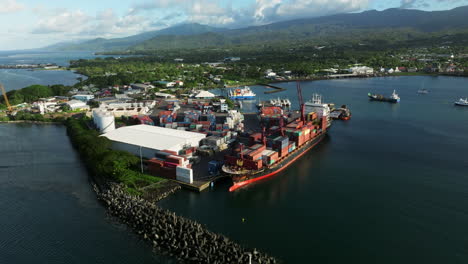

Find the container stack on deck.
[
  {"left": 224, "top": 111, "right": 324, "bottom": 171},
  {"left": 260, "top": 106, "right": 286, "bottom": 127}
]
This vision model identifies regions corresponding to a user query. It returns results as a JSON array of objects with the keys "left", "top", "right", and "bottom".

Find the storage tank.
[{"left": 93, "top": 109, "right": 115, "bottom": 133}]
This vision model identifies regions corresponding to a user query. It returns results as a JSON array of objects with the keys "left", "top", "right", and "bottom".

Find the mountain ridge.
[{"left": 46, "top": 6, "right": 468, "bottom": 52}]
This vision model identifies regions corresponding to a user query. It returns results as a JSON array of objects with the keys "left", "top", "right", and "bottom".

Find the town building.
[
  {"left": 101, "top": 125, "right": 206, "bottom": 159},
  {"left": 66, "top": 100, "right": 90, "bottom": 110},
  {"left": 72, "top": 94, "right": 94, "bottom": 102}
]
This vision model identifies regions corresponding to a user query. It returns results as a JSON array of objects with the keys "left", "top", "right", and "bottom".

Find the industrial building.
[
  {"left": 66, "top": 99, "right": 89, "bottom": 110},
  {"left": 101, "top": 124, "right": 206, "bottom": 159},
  {"left": 72, "top": 94, "right": 94, "bottom": 102}
]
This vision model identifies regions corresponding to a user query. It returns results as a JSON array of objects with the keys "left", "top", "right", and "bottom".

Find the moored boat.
[
  {"left": 222, "top": 91, "right": 331, "bottom": 191},
  {"left": 228, "top": 86, "right": 256, "bottom": 100},
  {"left": 454, "top": 98, "right": 468, "bottom": 106},
  {"left": 368, "top": 90, "right": 400, "bottom": 103}
]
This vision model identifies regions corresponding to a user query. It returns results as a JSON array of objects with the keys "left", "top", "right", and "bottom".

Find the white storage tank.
[{"left": 93, "top": 110, "right": 115, "bottom": 133}]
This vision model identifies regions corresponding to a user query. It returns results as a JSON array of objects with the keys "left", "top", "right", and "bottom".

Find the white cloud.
[
  {"left": 0, "top": 0, "right": 25, "bottom": 14},
  {"left": 32, "top": 10, "right": 90, "bottom": 34},
  {"left": 255, "top": 0, "right": 370, "bottom": 23},
  {"left": 31, "top": 8, "right": 155, "bottom": 39}
]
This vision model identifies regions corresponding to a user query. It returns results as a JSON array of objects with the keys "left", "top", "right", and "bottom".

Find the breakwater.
[{"left": 98, "top": 183, "right": 278, "bottom": 264}]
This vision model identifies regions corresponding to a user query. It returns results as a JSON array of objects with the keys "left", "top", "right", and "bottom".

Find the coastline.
[
  {"left": 219, "top": 72, "right": 466, "bottom": 90},
  {"left": 1, "top": 119, "right": 279, "bottom": 262},
  {"left": 62, "top": 119, "right": 279, "bottom": 263}
]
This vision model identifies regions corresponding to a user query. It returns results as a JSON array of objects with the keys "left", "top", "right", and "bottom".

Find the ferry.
[
  {"left": 454, "top": 98, "right": 468, "bottom": 106},
  {"left": 228, "top": 86, "right": 256, "bottom": 100}
]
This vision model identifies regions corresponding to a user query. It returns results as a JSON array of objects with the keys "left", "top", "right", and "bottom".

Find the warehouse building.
[{"left": 101, "top": 124, "right": 206, "bottom": 159}]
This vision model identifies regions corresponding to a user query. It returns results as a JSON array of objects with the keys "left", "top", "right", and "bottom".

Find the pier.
[{"left": 259, "top": 83, "right": 287, "bottom": 94}]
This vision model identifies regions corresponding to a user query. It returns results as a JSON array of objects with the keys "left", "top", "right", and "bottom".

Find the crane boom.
[
  {"left": 0, "top": 83, "right": 12, "bottom": 112},
  {"left": 296, "top": 81, "right": 305, "bottom": 122}
]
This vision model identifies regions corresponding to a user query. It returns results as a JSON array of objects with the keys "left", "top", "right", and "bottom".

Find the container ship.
[
  {"left": 222, "top": 83, "right": 332, "bottom": 191},
  {"left": 368, "top": 90, "right": 400, "bottom": 103},
  {"left": 228, "top": 86, "right": 256, "bottom": 100}
]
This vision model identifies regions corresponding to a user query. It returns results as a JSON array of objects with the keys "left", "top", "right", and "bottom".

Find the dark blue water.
[
  {"left": 1, "top": 76, "right": 467, "bottom": 264},
  {"left": 0, "top": 51, "right": 98, "bottom": 91},
  {"left": 0, "top": 124, "right": 174, "bottom": 264},
  {"left": 161, "top": 76, "right": 468, "bottom": 263}
]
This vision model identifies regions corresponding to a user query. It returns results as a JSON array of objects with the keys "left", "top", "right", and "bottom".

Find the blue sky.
[{"left": 0, "top": 0, "right": 467, "bottom": 50}]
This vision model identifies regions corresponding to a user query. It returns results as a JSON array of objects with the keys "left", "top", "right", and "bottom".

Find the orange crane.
[{"left": 0, "top": 83, "right": 13, "bottom": 112}]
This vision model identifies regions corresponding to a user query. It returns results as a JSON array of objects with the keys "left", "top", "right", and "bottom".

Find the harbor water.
[
  {"left": 0, "top": 51, "right": 98, "bottom": 91},
  {"left": 0, "top": 76, "right": 467, "bottom": 263}
]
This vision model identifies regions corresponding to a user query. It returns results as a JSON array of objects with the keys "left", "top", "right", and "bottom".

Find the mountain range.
[{"left": 46, "top": 6, "right": 468, "bottom": 52}]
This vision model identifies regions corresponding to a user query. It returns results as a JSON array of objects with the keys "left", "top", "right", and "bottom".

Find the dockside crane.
[
  {"left": 0, "top": 83, "right": 13, "bottom": 112},
  {"left": 296, "top": 81, "right": 305, "bottom": 122}
]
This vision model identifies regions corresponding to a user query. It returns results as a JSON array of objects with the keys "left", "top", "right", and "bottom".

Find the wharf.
[
  {"left": 259, "top": 83, "right": 287, "bottom": 94},
  {"left": 175, "top": 175, "right": 228, "bottom": 192}
]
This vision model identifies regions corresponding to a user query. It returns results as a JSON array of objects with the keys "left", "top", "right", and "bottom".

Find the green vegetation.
[
  {"left": 65, "top": 118, "right": 166, "bottom": 194},
  {"left": 50, "top": 7, "right": 468, "bottom": 53},
  {"left": 0, "top": 84, "right": 74, "bottom": 107}
]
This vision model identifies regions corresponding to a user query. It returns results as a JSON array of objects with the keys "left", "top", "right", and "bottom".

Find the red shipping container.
[
  {"left": 163, "top": 161, "right": 179, "bottom": 168},
  {"left": 161, "top": 149, "right": 178, "bottom": 155}
]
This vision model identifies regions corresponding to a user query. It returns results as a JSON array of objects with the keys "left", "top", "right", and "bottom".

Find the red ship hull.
[{"left": 228, "top": 132, "right": 326, "bottom": 192}]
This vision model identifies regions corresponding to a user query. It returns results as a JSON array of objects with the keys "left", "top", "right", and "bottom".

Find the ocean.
[
  {"left": 1, "top": 66, "right": 467, "bottom": 263},
  {"left": 0, "top": 51, "right": 100, "bottom": 91}
]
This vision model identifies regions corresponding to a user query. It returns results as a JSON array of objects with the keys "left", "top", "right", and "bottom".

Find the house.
[
  {"left": 193, "top": 90, "right": 215, "bottom": 99},
  {"left": 131, "top": 83, "right": 151, "bottom": 92},
  {"left": 348, "top": 66, "right": 374, "bottom": 75},
  {"left": 154, "top": 92, "right": 176, "bottom": 99},
  {"left": 224, "top": 57, "right": 241, "bottom": 62},
  {"left": 174, "top": 58, "right": 184, "bottom": 62}
]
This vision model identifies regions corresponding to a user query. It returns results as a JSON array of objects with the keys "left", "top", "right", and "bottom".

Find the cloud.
[
  {"left": 0, "top": 0, "right": 25, "bottom": 14},
  {"left": 255, "top": 0, "right": 370, "bottom": 23},
  {"left": 28, "top": 0, "right": 372, "bottom": 43},
  {"left": 31, "top": 8, "right": 156, "bottom": 38},
  {"left": 32, "top": 10, "right": 90, "bottom": 34},
  {"left": 400, "top": 0, "right": 468, "bottom": 9}
]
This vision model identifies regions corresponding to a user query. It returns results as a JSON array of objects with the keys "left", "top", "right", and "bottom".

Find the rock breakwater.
[{"left": 98, "top": 184, "right": 278, "bottom": 264}]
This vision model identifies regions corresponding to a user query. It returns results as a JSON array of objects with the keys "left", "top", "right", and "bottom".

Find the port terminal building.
[{"left": 101, "top": 124, "right": 206, "bottom": 159}]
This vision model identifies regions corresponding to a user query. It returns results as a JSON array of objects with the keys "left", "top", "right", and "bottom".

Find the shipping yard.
[{"left": 89, "top": 83, "right": 344, "bottom": 192}]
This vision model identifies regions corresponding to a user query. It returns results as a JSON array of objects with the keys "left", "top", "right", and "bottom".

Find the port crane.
[
  {"left": 296, "top": 81, "right": 305, "bottom": 123},
  {"left": 0, "top": 83, "right": 13, "bottom": 112}
]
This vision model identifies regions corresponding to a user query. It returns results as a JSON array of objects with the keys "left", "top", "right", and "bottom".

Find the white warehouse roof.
[{"left": 101, "top": 124, "right": 206, "bottom": 152}]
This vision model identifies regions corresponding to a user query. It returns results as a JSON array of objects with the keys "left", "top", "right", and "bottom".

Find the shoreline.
[
  {"left": 0, "top": 120, "right": 62, "bottom": 124},
  {"left": 62, "top": 119, "right": 279, "bottom": 263},
  {"left": 0, "top": 120, "right": 279, "bottom": 263},
  {"left": 221, "top": 72, "right": 466, "bottom": 90}
]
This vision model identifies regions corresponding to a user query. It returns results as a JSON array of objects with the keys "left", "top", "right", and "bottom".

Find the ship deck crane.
[
  {"left": 0, "top": 83, "right": 13, "bottom": 112},
  {"left": 296, "top": 81, "right": 305, "bottom": 122}
]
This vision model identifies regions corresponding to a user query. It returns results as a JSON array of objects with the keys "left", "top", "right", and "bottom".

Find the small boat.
[
  {"left": 330, "top": 105, "right": 351, "bottom": 120},
  {"left": 417, "top": 88, "right": 429, "bottom": 94},
  {"left": 368, "top": 90, "right": 400, "bottom": 103},
  {"left": 454, "top": 98, "right": 468, "bottom": 106}
]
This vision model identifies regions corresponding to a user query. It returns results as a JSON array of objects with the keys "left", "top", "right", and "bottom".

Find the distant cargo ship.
[
  {"left": 222, "top": 93, "right": 331, "bottom": 191},
  {"left": 368, "top": 90, "right": 400, "bottom": 103},
  {"left": 454, "top": 98, "right": 468, "bottom": 106},
  {"left": 228, "top": 86, "right": 256, "bottom": 100}
]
